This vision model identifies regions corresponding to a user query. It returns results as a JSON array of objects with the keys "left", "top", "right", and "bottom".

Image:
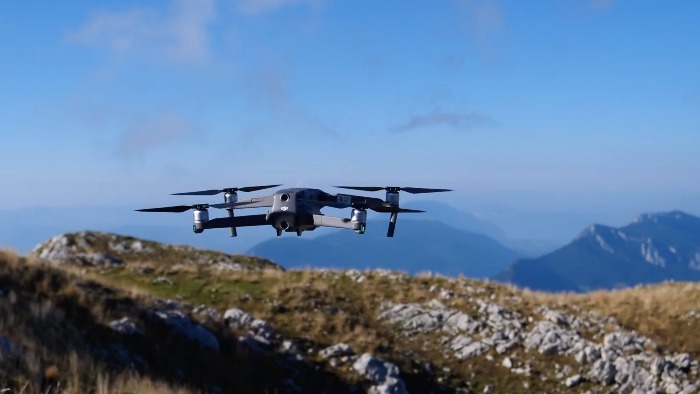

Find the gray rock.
[
  {"left": 353, "top": 353, "right": 400, "bottom": 383},
  {"left": 650, "top": 356, "right": 666, "bottom": 376},
  {"left": 223, "top": 308, "right": 255, "bottom": 328},
  {"left": 379, "top": 303, "right": 445, "bottom": 335},
  {"left": 613, "top": 357, "right": 652, "bottom": 391},
  {"left": 524, "top": 321, "right": 575, "bottom": 355},
  {"left": 543, "top": 309, "right": 568, "bottom": 326},
  {"left": 192, "top": 305, "right": 221, "bottom": 321},
  {"left": 451, "top": 336, "right": 490, "bottom": 359},
  {"left": 444, "top": 311, "right": 480, "bottom": 335},
  {"left": 439, "top": 288, "right": 454, "bottom": 300},
  {"left": 77, "top": 253, "right": 122, "bottom": 266},
  {"left": 223, "top": 308, "right": 277, "bottom": 342},
  {"left": 588, "top": 359, "right": 616, "bottom": 385},
  {"left": 367, "top": 378, "right": 408, "bottom": 394},
  {"left": 482, "top": 384, "right": 494, "bottom": 393},
  {"left": 352, "top": 354, "right": 408, "bottom": 394},
  {"left": 109, "top": 317, "right": 141, "bottom": 335},
  {"left": 672, "top": 353, "right": 692, "bottom": 372},
  {"left": 320, "top": 343, "right": 354, "bottom": 359},
  {"left": 345, "top": 269, "right": 366, "bottom": 283},
  {"left": 564, "top": 374, "right": 583, "bottom": 388},
  {"left": 154, "top": 310, "right": 219, "bottom": 351}
]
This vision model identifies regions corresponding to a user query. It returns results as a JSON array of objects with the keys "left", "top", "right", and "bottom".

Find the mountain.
[
  {"left": 248, "top": 219, "right": 520, "bottom": 278},
  {"left": 496, "top": 211, "right": 700, "bottom": 292},
  {"left": 1, "top": 234, "right": 698, "bottom": 393},
  {"left": 402, "top": 201, "right": 505, "bottom": 239}
]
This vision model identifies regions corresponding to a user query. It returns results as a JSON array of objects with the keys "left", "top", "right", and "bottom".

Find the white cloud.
[
  {"left": 68, "top": 0, "right": 216, "bottom": 64},
  {"left": 232, "top": 0, "right": 323, "bottom": 16}
]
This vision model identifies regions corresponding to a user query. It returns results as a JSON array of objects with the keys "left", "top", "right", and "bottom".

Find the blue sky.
[{"left": 1, "top": 0, "right": 699, "bottom": 220}]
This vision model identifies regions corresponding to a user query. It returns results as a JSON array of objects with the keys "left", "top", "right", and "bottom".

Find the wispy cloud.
[
  {"left": 393, "top": 109, "right": 493, "bottom": 133},
  {"left": 68, "top": 0, "right": 216, "bottom": 64},
  {"left": 455, "top": 0, "right": 505, "bottom": 62},
  {"left": 117, "top": 112, "right": 194, "bottom": 157},
  {"left": 232, "top": 0, "right": 323, "bottom": 16}
]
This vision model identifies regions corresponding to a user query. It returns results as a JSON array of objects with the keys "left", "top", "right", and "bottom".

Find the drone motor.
[
  {"left": 193, "top": 208, "right": 209, "bottom": 233},
  {"left": 351, "top": 208, "right": 367, "bottom": 234}
]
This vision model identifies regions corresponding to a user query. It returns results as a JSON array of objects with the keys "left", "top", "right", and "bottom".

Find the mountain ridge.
[
  {"left": 496, "top": 211, "right": 700, "bottom": 292},
  {"left": 248, "top": 219, "right": 520, "bottom": 278}
]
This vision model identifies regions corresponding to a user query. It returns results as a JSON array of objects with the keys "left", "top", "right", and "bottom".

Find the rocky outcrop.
[
  {"left": 30, "top": 231, "right": 281, "bottom": 270},
  {"left": 224, "top": 307, "right": 277, "bottom": 346},
  {"left": 378, "top": 298, "right": 699, "bottom": 393}
]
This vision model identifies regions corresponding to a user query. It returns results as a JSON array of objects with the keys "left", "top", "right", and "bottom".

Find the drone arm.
[
  {"left": 203, "top": 214, "right": 269, "bottom": 229},
  {"left": 312, "top": 214, "right": 360, "bottom": 230}
]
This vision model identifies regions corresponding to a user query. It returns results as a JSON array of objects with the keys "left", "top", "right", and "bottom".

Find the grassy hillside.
[{"left": 1, "top": 232, "right": 699, "bottom": 393}]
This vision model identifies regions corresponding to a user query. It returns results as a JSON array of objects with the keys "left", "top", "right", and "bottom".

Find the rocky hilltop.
[
  {"left": 1, "top": 232, "right": 699, "bottom": 393},
  {"left": 30, "top": 231, "right": 281, "bottom": 271},
  {"left": 497, "top": 211, "right": 700, "bottom": 292}
]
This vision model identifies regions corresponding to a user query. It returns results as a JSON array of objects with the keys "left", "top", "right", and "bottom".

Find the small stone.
[
  {"left": 565, "top": 374, "right": 583, "bottom": 388},
  {"left": 320, "top": 343, "right": 354, "bottom": 359},
  {"left": 109, "top": 317, "right": 141, "bottom": 335},
  {"left": 502, "top": 357, "right": 513, "bottom": 369},
  {"left": 483, "top": 384, "right": 494, "bottom": 393},
  {"left": 152, "top": 276, "right": 173, "bottom": 286}
]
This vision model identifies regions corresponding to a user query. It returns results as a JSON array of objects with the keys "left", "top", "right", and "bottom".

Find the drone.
[{"left": 136, "top": 185, "right": 451, "bottom": 237}]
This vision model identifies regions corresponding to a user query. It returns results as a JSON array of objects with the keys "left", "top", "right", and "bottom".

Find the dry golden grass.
[{"left": 6, "top": 243, "right": 700, "bottom": 393}]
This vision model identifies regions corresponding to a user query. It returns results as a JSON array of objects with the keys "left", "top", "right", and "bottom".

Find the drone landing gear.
[{"left": 296, "top": 230, "right": 302, "bottom": 236}]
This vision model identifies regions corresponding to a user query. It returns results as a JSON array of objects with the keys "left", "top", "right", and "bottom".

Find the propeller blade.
[
  {"left": 136, "top": 202, "right": 236, "bottom": 213},
  {"left": 367, "top": 204, "right": 424, "bottom": 213},
  {"left": 171, "top": 189, "right": 223, "bottom": 196},
  {"left": 394, "top": 208, "right": 424, "bottom": 213},
  {"left": 387, "top": 212, "right": 398, "bottom": 237},
  {"left": 172, "top": 184, "right": 281, "bottom": 196},
  {"left": 136, "top": 205, "right": 195, "bottom": 213},
  {"left": 334, "top": 186, "right": 452, "bottom": 194},
  {"left": 334, "top": 186, "right": 385, "bottom": 192},
  {"left": 401, "top": 187, "right": 453, "bottom": 194},
  {"left": 237, "top": 184, "right": 282, "bottom": 192}
]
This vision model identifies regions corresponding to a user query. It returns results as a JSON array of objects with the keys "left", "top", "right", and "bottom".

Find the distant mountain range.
[
  {"left": 495, "top": 211, "right": 700, "bottom": 292},
  {"left": 248, "top": 219, "right": 520, "bottom": 278}
]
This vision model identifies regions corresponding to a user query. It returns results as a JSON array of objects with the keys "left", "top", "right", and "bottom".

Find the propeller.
[
  {"left": 136, "top": 202, "right": 234, "bottom": 213},
  {"left": 334, "top": 186, "right": 452, "bottom": 194},
  {"left": 171, "top": 184, "right": 280, "bottom": 237},
  {"left": 171, "top": 184, "right": 281, "bottom": 196},
  {"left": 336, "top": 185, "right": 449, "bottom": 237}
]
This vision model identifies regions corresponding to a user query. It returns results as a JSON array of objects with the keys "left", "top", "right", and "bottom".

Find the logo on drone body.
[{"left": 280, "top": 206, "right": 289, "bottom": 211}]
